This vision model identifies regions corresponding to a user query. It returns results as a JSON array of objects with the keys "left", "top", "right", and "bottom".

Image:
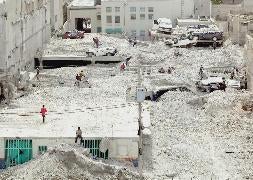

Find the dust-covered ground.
[{"left": 0, "top": 34, "right": 252, "bottom": 179}]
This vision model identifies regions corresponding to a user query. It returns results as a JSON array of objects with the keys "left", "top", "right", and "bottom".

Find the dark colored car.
[
  {"left": 193, "top": 31, "right": 223, "bottom": 41},
  {"left": 63, "top": 31, "right": 85, "bottom": 39}
]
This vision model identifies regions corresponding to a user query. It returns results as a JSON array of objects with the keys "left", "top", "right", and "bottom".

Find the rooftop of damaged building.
[{"left": 69, "top": 0, "right": 99, "bottom": 8}]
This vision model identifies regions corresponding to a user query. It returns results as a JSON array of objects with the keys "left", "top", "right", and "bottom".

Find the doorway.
[{"left": 5, "top": 139, "right": 33, "bottom": 168}]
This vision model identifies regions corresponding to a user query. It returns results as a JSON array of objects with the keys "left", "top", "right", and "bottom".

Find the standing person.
[
  {"left": 120, "top": 63, "right": 126, "bottom": 71},
  {"left": 75, "top": 74, "right": 81, "bottom": 86},
  {"left": 36, "top": 68, "right": 40, "bottom": 80},
  {"left": 213, "top": 40, "right": 217, "bottom": 50},
  {"left": 79, "top": 70, "right": 85, "bottom": 80},
  {"left": 125, "top": 56, "right": 132, "bottom": 66},
  {"left": 133, "top": 37, "right": 137, "bottom": 47},
  {"left": 199, "top": 65, "right": 204, "bottom": 80},
  {"left": 40, "top": 105, "right": 47, "bottom": 123},
  {"left": 75, "top": 127, "right": 83, "bottom": 145}
]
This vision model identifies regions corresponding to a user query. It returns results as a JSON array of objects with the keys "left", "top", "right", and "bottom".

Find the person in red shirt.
[
  {"left": 40, "top": 105, "right": 47, "bottom": 123},
  {"left": 120, "top": 63, "right": 125, "bottom": 71}
]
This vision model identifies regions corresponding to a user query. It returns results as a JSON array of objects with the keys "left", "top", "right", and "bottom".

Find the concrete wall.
[
  {"left": 101, "top": 0, "right": 195, "bottom": 38},
  {"left": 0, "top": 137, "right": 139, "bottom": 160},
  {"left": 193, "top": 0, "right": 211, "bottom": 17},
  {"left": 243, "top": 0, "right": 253, "bottom": 11},
  {"left": 50, "top": 0, "right": 68, "bottom": 32},
  {"left": 0, "top": 138, "right": 4, "bottom": 159},
  {"left": 212, "top": 4, "right": 242, "bottom": 20},
  {"left": 0, "top": 0, "right": 51, "bottom": 77},
  {"left": 0, "top": 2, "right": 7, "bottom": 73},
  {"left": 245, "top": 35, "right": 253, "bottom": 91},
  {"left": 68, "top": 7, "right": 101, "bottom": 33}
]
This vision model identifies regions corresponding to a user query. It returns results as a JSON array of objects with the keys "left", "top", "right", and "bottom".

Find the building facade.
[
  {"left": 101, "top": 0, "right": 195, "bottom": 38},
  {"left": 0, "top": 0, "right": 51, "bottom": 77},
  {"left": 66, "top": 0, "right": 101, "bottom": 33}
]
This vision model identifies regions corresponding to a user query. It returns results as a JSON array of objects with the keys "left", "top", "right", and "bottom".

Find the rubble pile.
[{"left": 0, "top": 144, "right": 141, "bottom": 180}]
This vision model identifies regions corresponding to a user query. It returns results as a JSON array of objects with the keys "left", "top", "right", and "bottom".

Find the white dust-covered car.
[
  {"left": 86, "top": 47, "right": 117, "bottom": 57},
  {"left": 153, "top": 18, "right": 172, "bottom": 34},
  {"left": 196, "top": 76, "right": 241, "bottom": 92}
]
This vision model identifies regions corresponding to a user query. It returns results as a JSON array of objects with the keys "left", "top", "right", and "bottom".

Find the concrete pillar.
[{"left": 245, "top": 35, "right": 253, "bottom": 91}]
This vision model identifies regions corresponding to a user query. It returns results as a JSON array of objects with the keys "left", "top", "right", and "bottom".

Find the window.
[
  {"left": 115, "top": 7, "right": 120, "bottom": 12},
  {"left": 38, "top": 146, "right": 47, "bottom": 154},
  {"left": 97, "top": 27, "right": 102, "bottom": 33},
  {"left": 106, "top": 7, "right": 112, "bottom": 12},
  {"left": 148, "top": 7, "right": 154, "bottom": 12},
  {"left": 115, "top": 16, "right": 120, "bottom": 23},
  {"left": 148, "top": 14, "right": 154, "bottom": 20},
  {"left": 140, "top": 7, "right": 145, "bottom": 12},
  {"left": 130, "top": 7, "right": 136, "bottom": 12},
  {"left": 106, "top": 16, "right": 112, "bottom": 23},
  {"left": 140, "top": 30, "right": 145, "bottom": 36},
  {"left": 131, "top": 30, "right": 137, "bottom": 36},
  {"left": 130, "top": 14, "right": 136, "bottom": 20},
  {"left": 140, "top": 14, "right": 145, "bottom": 20},
  {"left": 97, "top": 15, "right": 101, "bottom": 20}
]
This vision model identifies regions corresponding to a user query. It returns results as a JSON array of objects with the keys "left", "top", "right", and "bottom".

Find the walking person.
[
  {"left": 75, "top": 127, "right": 83, "bottom": 145},
  {"left": 40, "top": 105, "right": 47, "bottom": 123},
  {"left": 36, "top": 68, "right": 40, "bottom": 80}
]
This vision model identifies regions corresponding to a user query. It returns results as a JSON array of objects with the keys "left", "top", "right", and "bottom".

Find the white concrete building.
[
  {"left": 66, "top": 0, "right": 102, "bottom": 33},
  {"left": 101, "top": 0, "right": 195, "bottom": 38},
  {"left": 50, "top": 0, "right": 72, "bottom": 33},
  {"left": 0, "top": 0, "right": 51, "bottom": 77}
]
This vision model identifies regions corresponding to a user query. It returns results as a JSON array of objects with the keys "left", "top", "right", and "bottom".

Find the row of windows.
[
  {"left": 130, "top": 14, "right": 154, "bottom": 20},
  {"left": 131, "top": 30, "right": 146, "bottom": 36},
  {"left": 106, "top": 16, "right": 120, "bottom": 23},
  {"left": 106, "top": 6, "right": 154, "bottom": 13},
  {"left": 106, "top": 14, "right": 154, "bottom": 23}
]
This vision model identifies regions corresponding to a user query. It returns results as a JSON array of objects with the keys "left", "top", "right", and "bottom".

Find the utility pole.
[
  {"left": 20, "top": 0, "right": 24, "bottom": 72},
  {"left": 137, "top": 55, "right": 144, "bottom": 179}
]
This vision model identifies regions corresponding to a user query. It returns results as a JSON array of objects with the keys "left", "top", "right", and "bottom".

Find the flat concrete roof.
[
  {"left": 0, "top": 66, "right": 150, "bottom": 138},
  {"left": 70, "top": 0, "right": 95, "bottom": 7}
]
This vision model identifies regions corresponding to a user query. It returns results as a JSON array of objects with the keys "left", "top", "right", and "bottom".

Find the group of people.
[
  {"left": 158, "top": 67, "right": 175, "bottom": 74},
  {"left": 128, "top": 37, "right": 137, "bottom": 47}
]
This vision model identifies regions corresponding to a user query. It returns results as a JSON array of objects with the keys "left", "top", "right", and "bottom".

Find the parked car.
[
  {"left": 193, "top": 31, "right": 223, "bottom": 41},
  {"left": 196, "top": 76, "right": 225, "bottom": 92},
  {"left": 86, "top": 47, "right": 117, "bottom": 57},
  {"left": 63, "top": 30, "right": 84, "bottom": 39}
]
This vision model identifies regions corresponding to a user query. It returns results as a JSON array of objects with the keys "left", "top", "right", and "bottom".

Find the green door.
[
  {"left": 84, "top": 140, "right": 108, "bottom": 159},
  {"left": 5, "top": 139, "right": 33, "bottom": 167}
]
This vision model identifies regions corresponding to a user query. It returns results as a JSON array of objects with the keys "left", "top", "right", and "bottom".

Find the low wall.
[{"left": 0, "top": 137, "right": 139, "bottom": 160}]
